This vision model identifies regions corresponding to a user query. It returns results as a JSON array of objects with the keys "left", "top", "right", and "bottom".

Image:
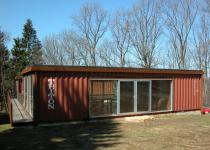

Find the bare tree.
[
  {"left": 129, "top": 0, "right": 162, "bottom": 68},
  {"left": 98, "top": 39, "right": 118, "bottom": 67},
  {"left": 60, "top": 31, "right": 78, "bottom": 65},
  {"left": 71, "top": 3, "right": 109, "bottom": 66},
  {"left": 193, "top": 3, "right": 210, "bottom": 107},
  {"left": 42, "top": 34, "right": 68, "bottom": 65},
  {"left": 60, "top": 30, "right": 87, "bottom": 66},
  {"left": 110, "top": 10, "right": 131, "bottom": 67},
  {"left": 205, "top": 0, "right": 210, "bottom": 12},
  {"left": 43, "top": 31, "right": 89, "bottom": 66},
  {"left": 193, "top": 16, "right": 210, "bottom": 77},
  {"left": 164, "top": 0, "right": 198, "bottom": 69}
]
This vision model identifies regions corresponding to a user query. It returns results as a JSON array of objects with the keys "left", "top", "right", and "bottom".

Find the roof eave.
[{"left": 21, "top": 66, "right": 204, "bottom": 75}]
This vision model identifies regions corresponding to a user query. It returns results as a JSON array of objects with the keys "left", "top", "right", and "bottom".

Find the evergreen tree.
[
  {"left": 21, "top": 19, "right": 43, "bottom": 65},
  {"left": 0, "top": 29, "right": 9, "bottom": 109},
  {"left": 9, "top": 19, "right": 42, "bottom": 96},
  {"left": 9, "top": 37, "right": 29, "bottom": 98},
  {"left": 10, "top": 19, "right": 43, "bottom": 82},
  {"left": 11, "top": 38, "right": 28, "bottom": 73}
]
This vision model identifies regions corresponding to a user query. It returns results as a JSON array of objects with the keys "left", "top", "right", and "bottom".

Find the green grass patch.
[{"left": 0, "top": 124, "right": 13, "bottom": 133}]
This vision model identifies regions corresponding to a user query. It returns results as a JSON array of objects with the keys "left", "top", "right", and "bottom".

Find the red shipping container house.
[{"left": 16, "top": 65, "right": 203, "bottom": 124}]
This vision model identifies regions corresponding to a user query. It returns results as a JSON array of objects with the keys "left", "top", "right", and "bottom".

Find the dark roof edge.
[{"left": 21, "top": 65, "right": 204, "bottom": 75}]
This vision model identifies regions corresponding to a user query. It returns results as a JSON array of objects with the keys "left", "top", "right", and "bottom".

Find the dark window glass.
[
  {"left": 137, "top": 82, "right": 150, "bottom": 111},
  {"left": 152, "top": 80, "right": 171, "bottom": 111},
  {"left": 120, "top": 81, "right": 134, "bottom": 113}
]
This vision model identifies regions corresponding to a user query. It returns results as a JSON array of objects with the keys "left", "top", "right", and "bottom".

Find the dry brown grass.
[{"left": 0, "top": 114, "right": 210, "bottom": 150}]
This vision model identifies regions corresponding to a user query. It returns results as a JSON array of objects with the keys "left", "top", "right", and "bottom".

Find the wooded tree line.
[
  {"left": 0, "top": 19, "right": 42, "bottom": 109},
  {"left": 42, "top": 0, "right": 210, "bottom": 76},
  {"left": 1, "top": 0, "right": 210, "bottom": 108}
]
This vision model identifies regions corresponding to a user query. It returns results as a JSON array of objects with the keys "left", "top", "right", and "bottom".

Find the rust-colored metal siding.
[
  {"left": 20, "top": 66, "right": 203, "bottom": 123},
  {"left": 86, "top": 72, "right": 203, "bottom": 111},
  {"left": 37, "top": 72, "right": 88, "bottom": 122},
  {"left": 173, "top": 75, "right": 202, "bottom": 111}
]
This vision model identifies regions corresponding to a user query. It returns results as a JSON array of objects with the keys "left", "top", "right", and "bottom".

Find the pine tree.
[
  {"left": 0, "top": 29, "right": 9, "bottom": 109},
  {"left": 11, "top": 19, "right": 43, "bottom": 78},
  {"left": 9, "top": 37, "right": 29, "bottom": 98},
  {"left": 11, "top": 38, "right": 28, "bottom": 73},
  {"left": 9, "top": 19, "right": 43, "bottom": 97},
  {"left": 21, "top": 19, "right": 43, "bottom": 65}
]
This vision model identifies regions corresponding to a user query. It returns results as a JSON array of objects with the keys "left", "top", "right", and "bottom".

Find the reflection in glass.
[{"left": 152, "top": 80, "right": 171, "bottom": 111}]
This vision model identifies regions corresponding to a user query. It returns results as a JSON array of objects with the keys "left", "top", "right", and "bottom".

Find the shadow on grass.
[
  {"left": 0, "top": 120, "right": 122, "bottom": 150},
  {"left": 0, "top": 112, "right": 10, "bottom": 125}
]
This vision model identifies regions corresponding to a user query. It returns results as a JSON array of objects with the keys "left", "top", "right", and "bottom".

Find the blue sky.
[{"left": 0, "top": 0, "right": 137, "bottom": 49}]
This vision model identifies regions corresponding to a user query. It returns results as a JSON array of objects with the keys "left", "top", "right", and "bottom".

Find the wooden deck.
[{"left": 12, "top": 98, "right": 33, "bottom": 123}]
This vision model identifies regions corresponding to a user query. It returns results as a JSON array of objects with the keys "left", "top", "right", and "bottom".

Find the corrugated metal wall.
[
  {"left": 33, "top": 71, "right": 202, "bottom": 122},
  {"left": 87, "top": 72, "right": 202, "bottom": 111},
  {"left": 173, "top": 75, "right": 202, "bottom": 111},
  {"left": 38, "top": 72, "right": 88, "bottom": 122}
]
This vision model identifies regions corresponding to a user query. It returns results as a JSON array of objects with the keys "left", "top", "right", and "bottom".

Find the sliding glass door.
[
  {"left": 137, "top": 81, "right": 150, "bottom": 112},
  {"left": 151, "top": 80, "right": 171, "bottom": 111},
  {"left": 120, "top": 81, "right": 134, "bottom": 113},
  {"left": 89, "top": 79, "right": 172, "bottom": 117}
]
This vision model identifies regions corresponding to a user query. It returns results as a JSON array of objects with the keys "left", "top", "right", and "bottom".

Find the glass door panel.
[
  {"left": 89, "top": 80, "right": 117, "bottom": 117},
  {"left": 152, "top": 80, "right": 171, "bottom": 111},
  {"left": 137, "top": 81, "right": 150, "bottom": 112},
  {"left": 120, "top": 81, "right": 134, "bottom": 113}
]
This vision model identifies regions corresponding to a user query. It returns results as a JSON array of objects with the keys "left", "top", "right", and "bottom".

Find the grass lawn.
[{"left": 0, "top": 113, "right": 210, "bottom": 150}]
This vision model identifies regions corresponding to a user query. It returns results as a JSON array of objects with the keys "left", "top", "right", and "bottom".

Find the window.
[
  {"left": 30, "top": 76, "right": 33, "bottom": 116},
  {"left": 89, "top": 79, "right": 172, "bottom": 117},
  {"left": 137, "top": 81, "right": 150, "bottom": 112},
  {"left": 24, "top": 77, "right": 27, "bottom": 108},
  {"left": 152, "top": 80, "right": 171, "bottom": 111},
  {"left": 120, "top": 81, "right": 134, "bottom": 113},
  {"left": 89, "top": 80, "right": 117, "bottom": 117},
  {"left": 23, "top": 75, "right": 34, "bottom": 117},
  {"left": 26, "top": 76, "right": 29, "bottom": 112}
]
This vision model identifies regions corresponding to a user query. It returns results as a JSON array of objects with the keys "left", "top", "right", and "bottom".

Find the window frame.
[
  {"left": 23, "top": 75, "right": 34, "bottom": 118},
  {"left": 89, "top": 79, "right": 118, "bottom": 117},
  {"left": 151, "top": 80, "right": 172, "bottom": 112},
  {"left": 89, "top": 78, "right": 173, "bottom": 118}
]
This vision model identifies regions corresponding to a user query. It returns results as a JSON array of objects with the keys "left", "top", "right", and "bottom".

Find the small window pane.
[
  {"left": 152, "top": 80, "right": 171, "bottom": 111},
  {"left": 137, "top": 82, "right": 150, "bottom": 112},
  {"left": 120, "top": 81, "right": 134, "bottom": 113},
  {"left": 89, "top": 80, "right": 117, "bottom": 117}
]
